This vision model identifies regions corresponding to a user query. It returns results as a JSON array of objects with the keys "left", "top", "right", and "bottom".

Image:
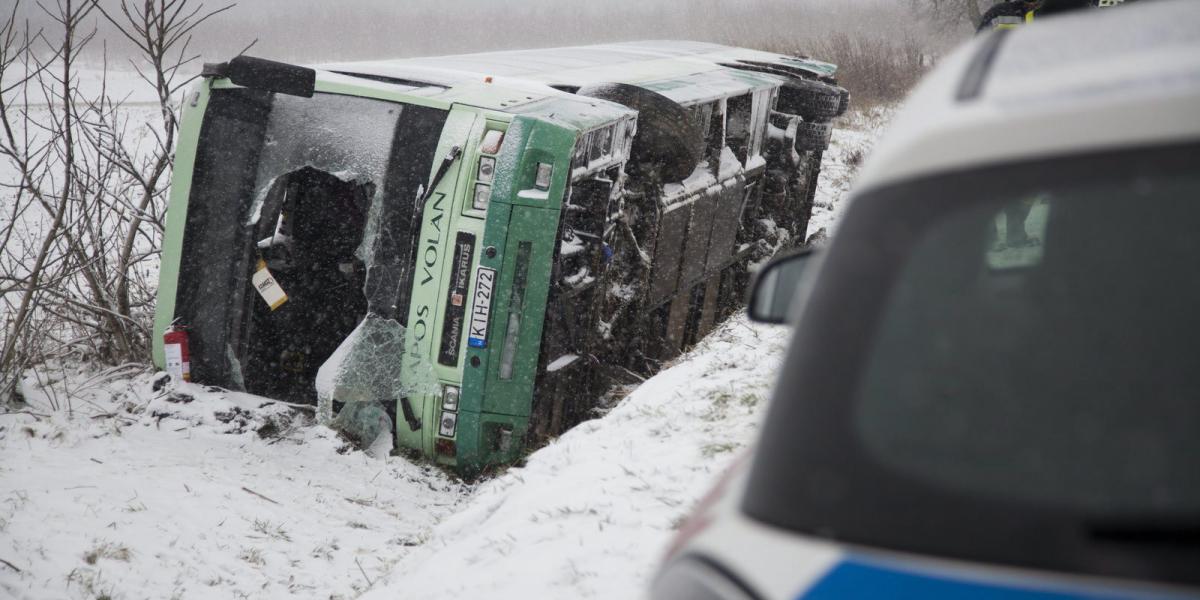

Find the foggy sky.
[{"left": 10, "top": 0, "right": 955, "bottom": 67}]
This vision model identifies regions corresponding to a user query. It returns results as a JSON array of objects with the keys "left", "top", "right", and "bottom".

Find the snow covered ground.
[
  {"left": 0, "top": 107, "right": 887, "bottom": 600},
  {"left": 1, "top": 369, "right": 467, "bottom": 599},
  {"left": 360, "top": 317, "right": 789, "bottom": 599},
  {"left": 0, "top": 318, "right": 788, "bottom": 600},
  {"left": 808, "top": 105, "right": 893, "bottom": 238}
]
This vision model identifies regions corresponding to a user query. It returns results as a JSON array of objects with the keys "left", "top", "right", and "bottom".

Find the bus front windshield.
[{"left": 176, "top": 88, "right": 448, "bottom": 403}]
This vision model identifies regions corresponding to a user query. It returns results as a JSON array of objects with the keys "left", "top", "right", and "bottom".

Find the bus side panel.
[
  {"left": 152, "top": 86, "right": 211, "bottom": 368},
  {"left": 457, "top": 196, "right": 511, "bottom": 471},
  {"left": 648, "top": 205, "right": 689, "bottom": 304},
  {"left": 481, "top": 205, "right": 559, "bottom": 416},
  {"left": 679, "top": 194, "right": 719, "bottom": 289},
  {"left": 706, "top": 179, "right": 746, "bottom": 275},
  {"left": 457, "top": 116, "right": 574, "bottom": 470}
]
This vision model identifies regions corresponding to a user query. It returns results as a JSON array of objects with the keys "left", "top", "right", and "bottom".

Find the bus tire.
[
  {"left": 836, "top": 87, "right": 851, "bottom": 118},
  {"left": 779, "top": 79, "right": 844, "bottom": 122},
  {"left": 577, "top": 83, "right": 701, "bottom": 182},
  {"left": 795, "top": 120, "right": 833, "bottom": 152}
]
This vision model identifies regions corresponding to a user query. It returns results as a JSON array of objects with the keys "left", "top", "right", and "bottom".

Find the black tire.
[
  {"left": 836, "top": 87, "right": 851, "bottom": 118},
  {"left": 577, "top": 83, "right": 701, "bottom": 182},
  {"left": 795, "top": 120, "right": 833, "bottom": 152},
  {"left": 778, "top": 79, "right": 843, "bottom": 122}
]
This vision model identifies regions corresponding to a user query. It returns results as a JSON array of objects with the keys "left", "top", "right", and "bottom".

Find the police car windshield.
[
  {"left": 855, "top": 182, "right": 1199, "bottom": 517},
  {"left": 742, "top": 142, "right": 1200, "bottom": 586}
]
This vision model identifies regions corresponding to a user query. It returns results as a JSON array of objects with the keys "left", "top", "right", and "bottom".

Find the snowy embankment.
[
  {"left": 361, "top": 317, "right": 790, "bottom": 599},
  {"left": 809, "top": 106, "right": 890, "bottom": 238},
  {"left": 0, "top": 108, "right": 886, "bottom": 600}
]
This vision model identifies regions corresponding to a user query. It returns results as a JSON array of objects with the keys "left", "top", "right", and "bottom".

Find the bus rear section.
[{"left": 526, "top": 67, "right": 847, "bottom": 440}]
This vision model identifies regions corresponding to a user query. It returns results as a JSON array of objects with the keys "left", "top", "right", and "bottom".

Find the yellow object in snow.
[{"left": 251, "top": 258, "right": 288, "bottom": 310}]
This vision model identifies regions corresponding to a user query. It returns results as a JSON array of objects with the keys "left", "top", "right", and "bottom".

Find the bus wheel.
[
  {"left": 795, "top": 120, "right": 833, "bottom": 153},
  {"left": 577, "top": 83, "right": 702, "bottom": 182},
  {"left": 779, "top": 79, "right": 845, "bottom": 122}
]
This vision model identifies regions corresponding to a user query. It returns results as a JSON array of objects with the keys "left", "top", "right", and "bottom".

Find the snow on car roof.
[{"left": 986, "top": 0, "right": 1200, "bottom": 107}]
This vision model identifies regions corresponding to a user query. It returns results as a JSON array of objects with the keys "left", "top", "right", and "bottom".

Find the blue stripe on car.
[{"left": 797, "top": 557, "right": 1184, "bottom": 600}]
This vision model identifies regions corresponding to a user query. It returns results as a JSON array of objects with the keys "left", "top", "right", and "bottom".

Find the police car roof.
[{"left": 853, "top": 0, "right": 1200, "bottom": 192}]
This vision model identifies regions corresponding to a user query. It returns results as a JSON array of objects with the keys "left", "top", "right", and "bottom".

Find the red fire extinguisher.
[{"left": 163, "top": 325, "right": 191, "bottom": 382}]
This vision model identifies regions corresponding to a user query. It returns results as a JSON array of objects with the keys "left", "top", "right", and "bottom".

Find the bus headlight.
[
  {"left": 442, "top": 385, "right": 460, "bottom": 411},
  {"left": 439, "top": 411, "right": 458, "bottom": 437},
  {"left": 474, "top": 183, "right": 491, "bottom": 210},
  {"left": 534, "top": 162, "right": 553, "bottom": 191},
  {"left": 478, "top": 156, "right": 496, "bottom": 184}
]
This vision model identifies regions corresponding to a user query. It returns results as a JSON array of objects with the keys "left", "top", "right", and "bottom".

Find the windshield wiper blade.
[{"left": 418, "top": 145, "right": 462, "bottom": 205}]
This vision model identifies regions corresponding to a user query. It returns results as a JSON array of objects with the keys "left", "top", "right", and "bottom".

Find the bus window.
[
  {"left": 749, "top": 90, "right": 773, "bottom": 163},
  {"left": 704, "top": 100, "right": 726, "bottom": 172},
  {"left": 726, "top": 94, "right": 753, "bottom": 164}
]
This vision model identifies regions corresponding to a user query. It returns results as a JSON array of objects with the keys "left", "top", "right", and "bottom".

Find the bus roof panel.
[{"left": 320, "top": 40, "right": 825, "bottom": 112}]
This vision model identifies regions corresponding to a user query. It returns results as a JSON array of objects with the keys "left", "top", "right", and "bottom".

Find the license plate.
[{"left": 468, "top": 267, "right": 496, "bottom": 348}]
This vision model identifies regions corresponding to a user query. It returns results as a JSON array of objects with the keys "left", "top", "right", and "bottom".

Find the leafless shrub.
[
  {"left": 910, "top": 0, "right": 992, "bottom": 36},
  {"left": 823, "top": 31, "right": 926, "bottom": 107},
  {"left": 0, "top": 0, "right": 234, "bottom": 407},
  {"left": 762, "top": 31, "right": 929, "bottom": 110}
]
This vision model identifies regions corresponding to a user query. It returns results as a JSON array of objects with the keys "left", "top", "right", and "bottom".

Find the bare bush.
[
  {"left": 910, "top": 0, "right": 993, "bottom": 35},
  {"left": 811, "top": 32, "right": 927, "bottom": 108},
  {"left": 0, "top": 0, "right": 232, "bottom": 406}
]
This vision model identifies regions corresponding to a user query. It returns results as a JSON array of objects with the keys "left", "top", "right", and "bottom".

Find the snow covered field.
[
  {"left": 0, "top": 101, "right": 887, "bottom": 599},
  {"left": 0, "top": 318, "right": 788, "bottom": 600}
]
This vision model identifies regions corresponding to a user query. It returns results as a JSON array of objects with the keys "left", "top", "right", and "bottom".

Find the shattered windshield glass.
[
  {"left": 315, "top": 313, "right": 441, "bottom": 429},
  {"left": 175, "top": 89, "right": 448, "bottom": 429},
  {"left": 246, "top": 92, "right": 400, "bottom": 262}
]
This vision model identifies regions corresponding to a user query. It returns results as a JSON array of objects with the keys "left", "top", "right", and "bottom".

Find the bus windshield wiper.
[{"left": 417, "top": 145, "right": 462, "bottom": 205}]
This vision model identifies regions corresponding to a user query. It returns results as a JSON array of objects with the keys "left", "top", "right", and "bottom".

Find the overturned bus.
[{"left": 153, "top": 41, "right": 847, "bottom": 472}]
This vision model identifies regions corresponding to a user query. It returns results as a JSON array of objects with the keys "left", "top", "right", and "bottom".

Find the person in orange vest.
[{"left": 977, "top": 0, "right": 1124, "bottom": 33}]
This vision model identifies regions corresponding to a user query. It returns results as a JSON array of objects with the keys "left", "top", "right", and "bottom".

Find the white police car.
[{"left": 651, "top": 1, "right": 1200, "bottom": 598}]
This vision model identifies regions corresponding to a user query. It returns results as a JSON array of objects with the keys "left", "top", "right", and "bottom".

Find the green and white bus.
[{"left": 153, "top": 41, "right": 846, "bottom": 472}]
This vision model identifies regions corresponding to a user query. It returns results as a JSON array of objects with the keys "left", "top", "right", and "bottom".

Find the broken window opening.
[
  {"left": 174, "top": 88, "right": 449, "bottom": 419},
  {"left": 315, "top": 312, "right": 441, "bottom": 427},
  {"left": 557, "top": 176, "right": 614, "bottom": 291},
  {"left": 703, "top": 100, "right": 726, "bottom": 174},
  {"left": 726, "top": 94, "right": 754, "bottom": 164},
  {"left": 241, "top": 167, "right": 372, "bottom": 403}
]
